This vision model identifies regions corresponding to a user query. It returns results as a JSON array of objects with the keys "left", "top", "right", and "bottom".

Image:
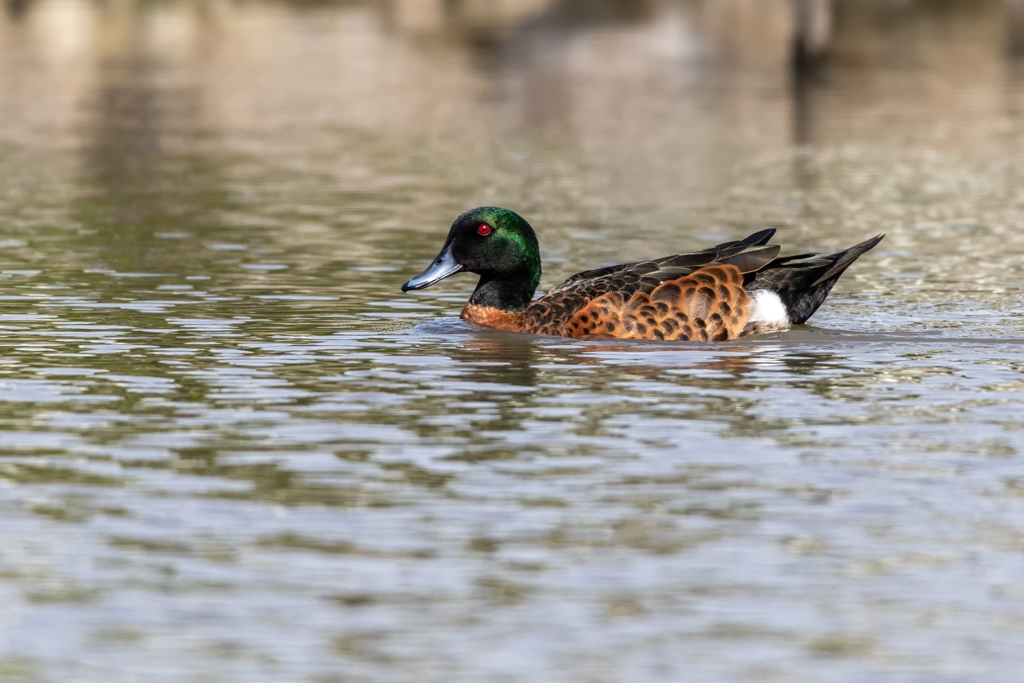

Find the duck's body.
[{"left": 403, "top": 207, "right": 883, "bottom": 342}]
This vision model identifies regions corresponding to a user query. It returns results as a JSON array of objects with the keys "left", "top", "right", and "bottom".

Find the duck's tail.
[{"left": 746, "top": 234, "right": 884, "bottom": 326}]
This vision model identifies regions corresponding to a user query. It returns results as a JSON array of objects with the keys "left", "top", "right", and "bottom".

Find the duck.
[{"left": 401, "top": 207, "right": 883, "bottom": 341}]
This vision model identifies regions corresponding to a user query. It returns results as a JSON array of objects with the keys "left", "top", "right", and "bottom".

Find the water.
[{"left": 3, "top": 0, "right": 1024, "bottom": 680}]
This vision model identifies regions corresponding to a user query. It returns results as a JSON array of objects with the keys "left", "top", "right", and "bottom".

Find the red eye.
[{"left": 477, "top": 223, "right": 492, "bottom": 236}]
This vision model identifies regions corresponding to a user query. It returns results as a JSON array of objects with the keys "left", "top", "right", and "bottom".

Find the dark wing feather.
[
  {"left": 715, "top": 245, "right": 782, "bottom": 274},
  {"left": 549, "top": 228, "right": 777, "bottom": 293}
]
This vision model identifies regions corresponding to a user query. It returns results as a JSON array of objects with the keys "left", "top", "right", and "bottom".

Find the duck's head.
[{"left": 401, "top": 207, "right": 542, "bottom": 310}]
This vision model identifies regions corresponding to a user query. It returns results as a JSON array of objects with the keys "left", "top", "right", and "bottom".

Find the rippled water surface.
[{"left": 4, "top": 1, "right": 1024, "bottom": 681}]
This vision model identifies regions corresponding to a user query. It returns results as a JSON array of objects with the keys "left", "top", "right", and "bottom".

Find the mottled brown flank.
[
  {"left": 562, "top": 265, "right": 750, "bottom": 341},
  {"left": 462, "top": 265, "right": 752, "bottom": 341}
]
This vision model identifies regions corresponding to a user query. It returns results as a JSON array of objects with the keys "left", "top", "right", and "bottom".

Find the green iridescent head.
[{"left": 401, "top": 207, "right": 542, "bottom": 311}]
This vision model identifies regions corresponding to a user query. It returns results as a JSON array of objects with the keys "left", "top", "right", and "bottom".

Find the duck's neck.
[{"left": 469, "top": 270, "right": 540, "bottom": 311}]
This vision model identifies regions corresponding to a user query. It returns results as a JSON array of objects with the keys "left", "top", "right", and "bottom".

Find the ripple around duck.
[{"left": 4, "top": 0, "right": 1024, "bottom": 681}]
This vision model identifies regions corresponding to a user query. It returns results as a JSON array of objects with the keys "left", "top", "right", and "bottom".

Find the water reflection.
[
  {"left": 81, "top": 66, "right": 211, "bottom": 275},
  {"left": 4, "top": 0, "right": 1024, "bottom": 681}
]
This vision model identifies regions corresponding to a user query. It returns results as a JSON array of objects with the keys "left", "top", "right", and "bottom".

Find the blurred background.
[
  {"left": 5, "top": 1, "right": 1024, "bottom": 682},
  {"left": 5, "top": 0, "right": 1024, "bottom": 291}
]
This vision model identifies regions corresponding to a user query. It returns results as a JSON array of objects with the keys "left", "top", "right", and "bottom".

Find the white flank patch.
[{"left": 747, "top": 290, "right": 790, "bottom": 328}]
